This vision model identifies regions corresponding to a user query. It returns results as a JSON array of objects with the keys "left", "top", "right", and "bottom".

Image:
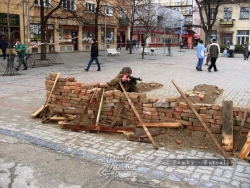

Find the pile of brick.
[{"left": 44, "top": 73, "right": 250, "bottom": 136}]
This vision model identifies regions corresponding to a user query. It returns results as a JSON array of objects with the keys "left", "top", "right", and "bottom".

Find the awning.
[{"left": 194, "top": 34, "right": 200, "bottom": 39}]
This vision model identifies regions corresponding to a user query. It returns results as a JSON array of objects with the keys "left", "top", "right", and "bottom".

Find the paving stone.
[
  {"left": 174, "top": 169, "right": 192, "bottom": 175},
  {"left": 200, "top": 174, "right": 210, "bottom": 181},
  {"left": 73, "top": 150, "right": 88, "bottom": 156},
  {"left": 232, "top": 176, "right": 250, "bottom": 184},
  {"left": 156, "top": 165, "right": 166, "bottom": 171},
  {"left": 231, "top": 180, "right": 240, "bottom": 187},
  {"left": 84, "top": 153, "right": 99, "bottom": 160},
  {"left": 164, "top": 167, "right": 175, "bottom": 173},
  {"left": 219, "top": 185, "right": 233, "bottom": 188},
  {"left": 194, "top": 168, "right": 212, "bottom": 175},
  {"left": 213, "top": 168, "right": 224, "bottom": 176},
  {"left": 200, "top": 181, "right": 217, "bottom": 188},
  {"left": 234, "top": 172, "right": 249, "bottom": 178},
  {"left": 136, "top": 166, "right": 151, "bottom": 174},
  {"left": 211, "top": 176, "right": 230, "bottom": 183},
  {"left": 149, "top": 170, "right": 165, "bottom": 179},
  {"left": 235, "top": 165, "right": 245, "bottom": 172},
  {"left": 242, "top": 183, "right": 250, "bottom": 188},
  {"left": 166, "top": 173, "right": 182, "bottom": 182},
  {"left": 182, "top": 177, "right": 200, "bottom": 185}
]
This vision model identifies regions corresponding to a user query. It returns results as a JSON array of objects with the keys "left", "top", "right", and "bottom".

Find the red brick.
[{"left": 193, "top": 126, "right": 203, "bottom": 131}]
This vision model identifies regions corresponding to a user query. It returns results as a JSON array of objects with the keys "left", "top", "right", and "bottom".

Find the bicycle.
[{"left": 13, "top": 53, "right": 35, "bottom": 69}]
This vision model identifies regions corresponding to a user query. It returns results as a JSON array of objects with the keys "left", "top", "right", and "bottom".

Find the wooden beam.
[
  {"left": 31, "top": 105, "right": 48, "bottom": 118},
  {"left": 233, "top": 111, "right": 247, "bottom": 154},
  {"left": 61, "top": 124, "right": 134, "bottom": 133},
  {"left": 136, "top": 122, "right": 181, "bottom": 128},
  {"left": 238, "top": 131, "right": 250, "bottom": 159},
  {"left": 111, "top": 102, "right": 125, "bottom": 128},
  {"left": 41, "top": 72, "right": 60, "bottom": 116},
  {"left": 222, "top": 101, "right": 234, "bottom": 151},
  {"left": 172, "top": 80, "right": 232, "bottom": 165},
  {"left": 119, "top": 82, "right": 158, "bottom": 150}
]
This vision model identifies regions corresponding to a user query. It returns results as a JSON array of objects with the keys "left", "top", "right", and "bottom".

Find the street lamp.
[{"left": 104, "top": 8, "right": 107, "bottom": 58}]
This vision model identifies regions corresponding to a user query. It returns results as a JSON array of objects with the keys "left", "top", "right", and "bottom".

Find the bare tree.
[
  {"left": 194, "top": 0, "right": 223, "bottom": 46},
  {"left": 112, "top": 0, "right": 142, "bottom": 54}
]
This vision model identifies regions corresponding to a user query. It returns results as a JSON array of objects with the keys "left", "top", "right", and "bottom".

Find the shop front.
[
  {"left": 30, "top": 23, "right": 54, "bottom": 53},
  {"left": 82, "top": 26, "right": 95, "bottom": 51},
  {"left": 58, "top": 25, "right": 79, "bottom": 52},
  {"left": 0, "top": 13, "right": 20, "bottom": 55},
  {"left": 117, "top": 27, "right": 126, "bottom": 47}
]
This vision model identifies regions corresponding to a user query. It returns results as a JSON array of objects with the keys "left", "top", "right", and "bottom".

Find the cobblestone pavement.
[{"left": 0, "top": 47, "right": 250, "bottom": 188}]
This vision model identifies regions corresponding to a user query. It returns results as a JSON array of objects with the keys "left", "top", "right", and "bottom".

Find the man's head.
[
  {"left": 212, "top": 38, "right": 216, "bottom": 42},
  {"left": 199, "top": 40, "right": 203, "bottom": 44},
  {"left": 16, "top": 40, "right": 20, "bottom": 45},
  {"left": 121, "top": 67, "right": 132, "bottom": 75}
]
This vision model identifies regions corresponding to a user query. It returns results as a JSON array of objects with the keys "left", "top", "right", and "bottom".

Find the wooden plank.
[
  {"left": 41, "top": 72, "right": 60, "bottom": 116},
  {"left": 61, "top": 124, "right": 135, "bottom": 133},
  {"left": 111, "top": 102, "right": 125, "bottom": 127},
  {"left": 31, "top": 105, "right": 48, "bottom": 118},
  {"left": 78, "top": 88, "right": 98, "bottom": 124},
  {"left": 130, "top": 129, "right": 166, "bottom": 138},
  {"left": 238, "top": 138, "right": 250, "bottom": 159},
  {"left": 172, "top": 80, "right": 232, "bottom": 165},
  {"left": 222, "top": 101, "right": 234, "bottom": 151},
  {"left": 233, "top": 111, "right": 247, "bottom": 153},
  {"left": 49, "top": 116, "right": 67, "bottom": 121},
  {"left": 94, "top": 88, "right": 105, "bottom": 127},
  {"left": 136, "top": 122, "right": 181, "bottom": 128},
  {"left": 119, "top": 82, "right": 158, "bottom": 150}
]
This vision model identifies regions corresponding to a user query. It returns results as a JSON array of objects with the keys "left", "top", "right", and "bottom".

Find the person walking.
[
  {"left": 196, "top": 40, "right": 206, "bottom": 71},
  {"left": 117, "top": 38, "right": 121, "bottom": 50},
  {"left": 0, "top": 36, "right": 8, "bottom": 60},
  {"left": 132, "top": 39, "right": 137, "bottom": 50},
  {"left": 85, "top": 39, "right": 101, "bottom": 71},
  {"left": 126, "top": 39, "right": 130, "bottom": 50},
  {"left": 14, "top": 40, "right": 27, "bottom": 71},
  {"left": 204, "top": 41, "right": 211, "bottom": 66},
  {"left": 243, "top": 41, "right": 248, "bottom": 60},
  {"left": 248, "top": 43, "right": 250, "bottom": 59},
  {"left": 207, "top": 38, "right": 220, "bottom": 72}
]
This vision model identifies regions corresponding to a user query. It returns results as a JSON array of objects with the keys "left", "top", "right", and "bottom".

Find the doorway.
[
  {"left": 72, "top": 32, "right": 78, "bottom": 50},
  {"left": 222, "top": 34, "right": 232, "bottom": 47}
]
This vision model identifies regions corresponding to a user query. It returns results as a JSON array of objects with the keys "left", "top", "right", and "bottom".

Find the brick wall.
[{"left": 45, "top": 73, "right": 250, "bottom": 136}]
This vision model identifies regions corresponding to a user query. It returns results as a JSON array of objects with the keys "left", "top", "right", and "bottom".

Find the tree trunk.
[{"left": 40, "top": 2, "right": 46, "bottom": 60}]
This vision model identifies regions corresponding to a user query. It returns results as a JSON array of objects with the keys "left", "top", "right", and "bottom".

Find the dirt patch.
[{"left": 137, "top": 82, "right": 163, "bottom": 93}]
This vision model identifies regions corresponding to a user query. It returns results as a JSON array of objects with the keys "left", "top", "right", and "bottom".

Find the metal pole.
[
  {"left": 164, "top": 28, "right": 165, "bottom": 54},
  {"left": 104, "top": 12, "right": 106, "bottom": 58},
  {"left": 26, "top": 0, "right": 30, "bottom": 53},
  {"left": 22, "top": 0, "right": 26, "bottom": 45}
]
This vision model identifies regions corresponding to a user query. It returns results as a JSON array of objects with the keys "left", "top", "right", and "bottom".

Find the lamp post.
[{"left": 104, "top": 11, "right": 106, "bottom": 58}]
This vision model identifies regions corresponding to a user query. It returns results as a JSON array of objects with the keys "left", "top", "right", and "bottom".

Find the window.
[
  {"left": 210, "top": 8, "right": 216, "bottom": 20},
  {"left": 224, "top": 7, "right": 232, "bottom": 20},
  {"left": 237, "top": 30, "right": 249, "bottom": 44},
  {"left": 240, "top": 7, "right": 249, "bottom": 19},
  {"left": 185, "top": 7, "right": 192, "bottom": 14},
  {"left": 101, "top": 28, "right": 114, "bottom": 43},
  {"left": 104, "top": 6, "right": 113, "bottom": 16},
  {"left": 85, "top": 2, "right": 96, "bottom": 12},
  {"left": 63, "top": 0, "right": 76, "bottom": 11},
  {"left": 82, "top": 28, "right": 95, "bottom": 43},
  {"left": 34, "top": 0, "right": 51, "bottom": 7}
]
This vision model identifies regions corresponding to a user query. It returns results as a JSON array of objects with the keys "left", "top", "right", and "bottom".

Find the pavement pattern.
[{"left": 0, "top": 47, "right": 250, "bottom": 188}]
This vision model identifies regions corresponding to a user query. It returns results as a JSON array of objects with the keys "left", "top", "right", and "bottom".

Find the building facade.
[{"left": 200, "top": 1, "right": 250, "bottom": 47}]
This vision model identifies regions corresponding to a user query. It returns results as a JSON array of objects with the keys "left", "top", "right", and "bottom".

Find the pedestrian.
[
  {"left": 132, "top": 39, "right": 137, "bottom": 50},
  {"left": 0, "top": 36, "right": 8, "bottom": 60},
  {"left": 196, "top": 40, "right": 206, "bottom": 71},
  {"left": 14, "top": 40, "right": 27, "bottom": 71},
  {"left": 85, "top": 39, "right": 101, "bottom": 71},
  {"left": 107, "top": 67, "right": 139, "bottom": 92},
  {"left": 207, "top": 38, "right": 220, "bottom": 72},
  {"left": 126, "top": 39, "right": 130, "bottom": 50},
  {"left": 248, "top": 43, "right": 250, "bottom": 59},
  {"left": 228, "top": 43, "right": 235, "bottom": 57},
  {"left": 223, "top": 48, "right": 228, "bottom": 57},
  {"left": 242, "top": 41, "right": 248, "bottom": 60},
  {"left": 117, "top": 38, "right": 121, "bottom": 50},
  {"left": 204, "top": 41, "right": 211, "bottom": 66}
]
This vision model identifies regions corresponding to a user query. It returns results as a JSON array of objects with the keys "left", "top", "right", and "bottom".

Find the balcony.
[
  {"left": 184, "top": 21, "right": 192, "bottom": 26},
  {"left": 119, "top": 18, "right": 129, "bottom": 25},
  {"left": 220, "top": 19, "right": 235, "bottom": 26}
]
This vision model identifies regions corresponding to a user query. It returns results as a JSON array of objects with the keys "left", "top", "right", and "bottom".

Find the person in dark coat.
[
  {"left": 107, "top": 67, "right": 138, "bottom": 92},
  {"left": 117, "top": 38, "right": 121, "bottom": 50},
  {"left": 0, "top": 37, "right": 8, "bottom": 59},
  {"left": 85, "top": 39, "right": 101, "bottom": 71},
  {"left": 207, "top": 39, "right": 220, "bottom": 72}
]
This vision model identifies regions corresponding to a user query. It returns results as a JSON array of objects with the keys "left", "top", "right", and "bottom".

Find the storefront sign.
[
  {"left": 60, "top": 25, "right": 79, "bottom": 31},
  {"left": 0, "top": 13, "right": 20, "bottom": 27},
  {"left": 30, "top": 23, "right": 53, "bottom": 30}
]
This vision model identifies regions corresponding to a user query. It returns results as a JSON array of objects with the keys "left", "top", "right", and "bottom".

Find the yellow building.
[
  {"left": 200, "top": 1, "right": 250, "bottom": 46},
  {"left": 0, "top": 0, "right": 119, "bottom": 54}
]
